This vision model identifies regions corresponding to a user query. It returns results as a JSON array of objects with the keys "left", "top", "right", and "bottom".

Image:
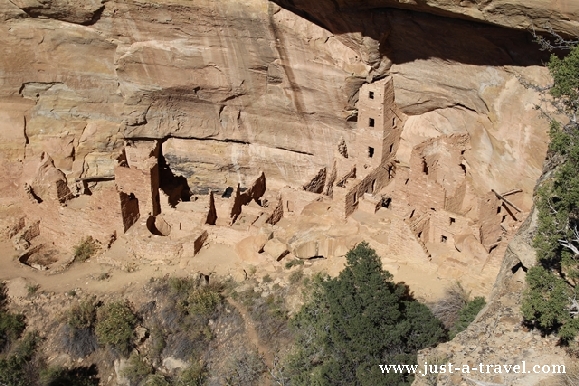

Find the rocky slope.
[{"left": 0, "top": 0, "right": 576, "bottom": 385}]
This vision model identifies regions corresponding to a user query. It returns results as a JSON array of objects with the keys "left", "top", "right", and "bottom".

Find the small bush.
[
  {"left": 122, "top": 353, "right": 152, "bottom": 385},
  {"left": 284, "top": 259, "right": 304, "bottom": 270},
  {"left": 422, "top": 356, "right": 449, "bottom": 386},
  {"left": 0, "top": 332, "right": 41, "bottom": 386},
  {"left": 73, "top": 237, "right": 100, "bottom": 263},
  {"left": 148, "top": 276, "right": 226, "bottom": 365},
  {"left": 168, "top": 277, "right": 196, "bottom": 296},
  {"left": 555, "top": 363, "right": 579, "bottom": 386},
  {"left": 149, "top": 325, "right": 165, "bottom": 361},
  {"left": 57, "top": 325, "right": 98, "bottom": 358},
  {"left": 27, "top": 284, "right": 40, "bottom": 296},
  {"left": 0, "top": 312, "right": 26, "bottom": 351},
  {"left": 95, "top": 301, "right": 136, "bottom": 357},
  {"left": 39, "top": 365, "right": 99, "bottom": 386},
  {"left": 223, "top": 349, "right": 266, "bottom": 386},
  {"left": 175, "top": 362, "right": 208, "bottom": 386},
  {"left": 144, "top": 374, "right": 171, "bottom": 386},
  {"left": 449, "top": 296, "right": 486, "bottom": 339},
  {"left": 68, "top": 297, "right": 98, "bottom": 330},
  {"left": 187, "top": 288, "right": 221, "bottom": 316},
  {"left": 0, "top": 282, "right": 26, "bottom": 351},
  {"left": 262, "top": 274, "right": 273, "bottom": 283},
  {"left": 431, "top": 282, "right": 469, "bottom": 329},
  {"left": 241, "top": 290, "right": 289, "bottom": 344},
  {"left": 58, "top": 297, "right": 99, "bottom": 358},
  {"left": 288, "top": 270, "right": 304, "bottom": 285}
]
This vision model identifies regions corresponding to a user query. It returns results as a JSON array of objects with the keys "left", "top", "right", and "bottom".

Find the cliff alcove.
[{"left": 0, "top": 0, "right": 575, "bottom": 384}]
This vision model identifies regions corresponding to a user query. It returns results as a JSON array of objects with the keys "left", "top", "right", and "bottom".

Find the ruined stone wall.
[
  {"left": 229, "top": 172, "right": 267, "bottom": 223},
  {"left": 205, "top": 191, "right": 217, "bottom": 225},
  {"left": 340, "top": 165, "right": 392, "bottom": 217},
  {"left": 115, "top": 163, "right": 160, "bottom": 218},
  {"left": 266, "top": 195, "right": 284, "bottom": 225},
  {"left": 376, "top": 214, "right": 430, "bottom": 263},
  {"left": 324, "top": 160, "right": 338, "bottom": 197},
  {"left": 477, "top": 192, "right": 504, "bottom": 252},
  {"left": 424, "top": 208, "right": 472, "bottom": 246},
  {"left": 335, "top": 166, "right": 356, "bottom": 188},
  {"left": 303, "top": 168, "right": 327, "bottom": 193}
]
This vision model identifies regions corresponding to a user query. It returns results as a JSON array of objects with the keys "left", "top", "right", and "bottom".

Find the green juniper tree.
[
  {"left": 287, "top": 242, "right": 445, "bottom": 386},
  {"left": 522, "top": 43, "right": 579, "bottom": 340}
]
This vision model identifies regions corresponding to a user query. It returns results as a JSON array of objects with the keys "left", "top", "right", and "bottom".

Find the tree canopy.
[
  {"left": 287, "top": 242, "right": 446, "bottom": 386},
  {"left": 523, "top": 44, "right": 579, "bottom": 341}
]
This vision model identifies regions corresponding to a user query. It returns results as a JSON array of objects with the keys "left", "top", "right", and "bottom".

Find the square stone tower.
[{"left": 354, "top": 76, "right": 399, "bottom": 168}]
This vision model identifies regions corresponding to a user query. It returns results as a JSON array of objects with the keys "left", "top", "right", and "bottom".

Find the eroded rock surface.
[{"left": 0, "top": 0, "right": 554, "bottom": 296}]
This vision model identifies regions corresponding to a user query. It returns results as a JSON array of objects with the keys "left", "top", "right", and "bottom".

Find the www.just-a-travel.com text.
[{"left": 379, "top": 362, "right": 566, "bottom": 376}]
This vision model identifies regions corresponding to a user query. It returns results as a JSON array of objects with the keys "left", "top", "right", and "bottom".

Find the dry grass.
[
  {"left": 430, "top": 282, "right": 469, "bottom": 329},
  {"left": 554, "top": 363, "right": 579, "bottom": 386}
]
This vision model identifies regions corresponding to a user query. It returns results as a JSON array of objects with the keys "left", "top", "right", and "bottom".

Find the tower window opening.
[
  {"left": 422, "top": 160, "right": 429, "bottom": 175},
  {"left": 369, "top": 91, "right": 374, "bottom": 99},
  {"left": 392, "top": 117, "right": 396, "bottom": 127},
  {"left": 417, "top": 231, "right": 422, "bottom": 239},
  {"left": 497, "top": 206, "right": 502, "bottom": 214},
  {"left": 368, "top": 147, "right": 375, "bottom": 158},
  {"left": 389, "top": 143, "right": 394, "bottom": 153},
  {"left": 450, "top": 217, "right": 456, "bottom": 225},
  {"left": 369, "top": 118, "right": 375, "bottom": 127},
  {"left": 353, "top": 192, "right": 358, "bottom": 204},
  {"left": 441, "top": 235, "right": 447, "bottom": 243}
]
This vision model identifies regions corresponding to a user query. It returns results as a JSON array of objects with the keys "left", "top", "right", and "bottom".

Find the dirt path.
[
  {"left": 0, "top": 239, "right": 249, "bottom": 296},
  {"left": 227, "top": 297, "right": 274, "bottom": 368}
]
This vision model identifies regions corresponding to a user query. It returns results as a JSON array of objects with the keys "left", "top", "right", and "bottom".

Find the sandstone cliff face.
[
  {"left": 0, "top": 1, "right": 572, "bottom": 382},
  {"left": 0, "top": 0, "right": 553, "bottom": 190},
  {"left": 273, "top": 0, "right": 579, "bottom": 38},
  {"left": 0, "top": 0, "right": 556, "bottom": 291}
]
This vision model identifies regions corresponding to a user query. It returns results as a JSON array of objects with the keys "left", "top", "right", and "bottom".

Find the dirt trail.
[
  {"left": 0, "top": 240, "right": 250, "bottom": 296},
  {"left": 227, "top": 297, "right": 274, "bottom": 368}
]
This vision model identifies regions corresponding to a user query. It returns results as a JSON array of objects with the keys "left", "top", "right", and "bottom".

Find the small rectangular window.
[
  {"left": 368, "top": 147, "right": 374, "bottom": 158},
  {"left": 369, "top": 118, "right": 375, "bottom": 127},
  {"left": 389, "top": 143, "right": 393, "bottom": 153},
  {"left": 369, "top": 91, "right": 374, "bottom": 99},
  {"left": 441, "top": 235, "right": 447, "bottom": 243},
  {"left": 449, "top": 217, "right": 456, "bottom": 225},
  {"left": 392, "top": 117, "right": 396, "bottom": 127}
]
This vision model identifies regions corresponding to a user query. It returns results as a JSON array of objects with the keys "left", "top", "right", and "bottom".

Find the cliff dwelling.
[
  {"left": 0, "top": 73, "right": 539, "bottom": 298},
  {"left": 0, "top": 0, "right": 554, "bottom": 302},
  {"left": 0, "top": 0, "right": 576, "bottom": 383}
]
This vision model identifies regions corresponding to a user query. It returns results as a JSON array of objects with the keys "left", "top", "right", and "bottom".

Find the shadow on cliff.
[{"left": 271, "top": 0, "right": 552, "bottom": 67}]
